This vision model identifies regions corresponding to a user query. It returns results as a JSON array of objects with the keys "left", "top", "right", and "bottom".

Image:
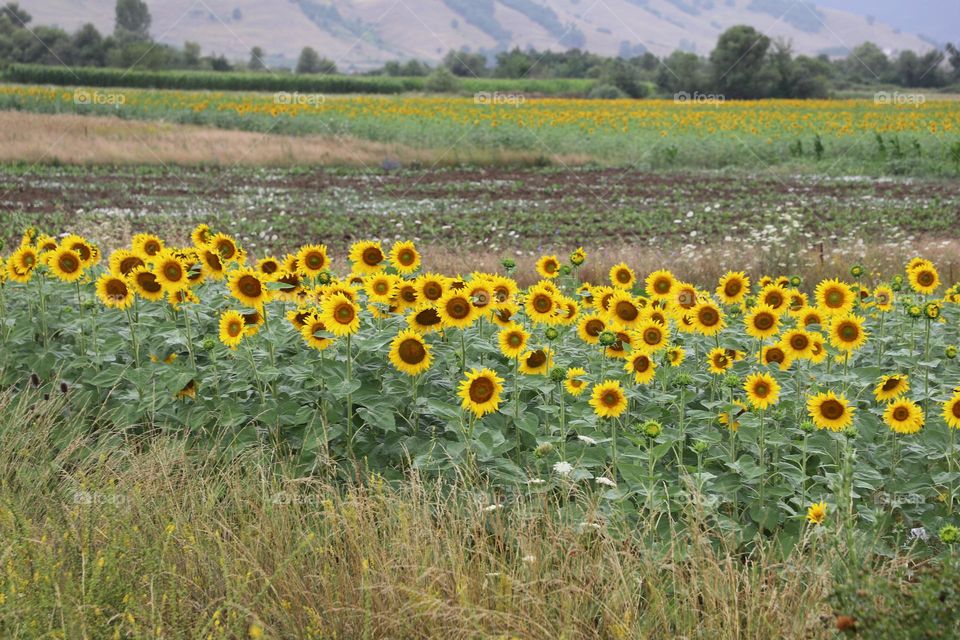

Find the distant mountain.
[{"left": 24, "top": 0, "right": 944, "bottom": 70}]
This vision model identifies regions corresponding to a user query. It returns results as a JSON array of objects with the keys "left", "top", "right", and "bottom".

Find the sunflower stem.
[
  {"left": 514, "top": 355, "right": 520, "bottom": 463},
  {"left": 876, "top": 312, "right": 886, "bottom": 367},
  {"left": 125, "top": 306, "right": 141, "bottom": 369},
  {"left": 183, "top": 307, "right": 197, "bottom": 371},
  {"left": 922, "top": 318, "right": 931, "bottom": 415},
  {"left": 611, "top": 417, "right": 619, "bottom": 479},
  {"left": 758, "top": 409, "right": 766, "bottom": 508},
  {"left": 346, "top": 333, "right": 354, "bottom": 455},
  {"left": 75, "top": 281, "right": 86, "bottom": 356}
]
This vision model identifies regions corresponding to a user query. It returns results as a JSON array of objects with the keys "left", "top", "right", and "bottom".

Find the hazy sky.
[{"left": 814, "top": 0, "right": 958, "bottom": 44}]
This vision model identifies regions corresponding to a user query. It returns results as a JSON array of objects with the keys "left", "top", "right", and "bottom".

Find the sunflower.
[
  {"left": 210, "top": 233, "right": 243, "bottom": 264},
  {"left": 635, "top": 318, "right": 669, "bottom": 353},
  {"left": 815, "top": 278, "right": 855, "bottom": 316},
  {"left": 416, "top": 273, "right": 448, "bottom": 303},
  {"left": 884, "top": 399, "right": 924, "bottom": 435},
  {"left": 525, "top": 284, "right": 559, "bottom": 324},
  {"left": 241, "top": 310, "right": 264, "bottom": 336},
  {"left": 761, "top": 344, "right": 793, "bottom": 370},
  {"left": 667, "top": 346, "right": 686, "bottom": 366},
  {"left": 707, "top": 348, "right": 733, "bottom": 375},
  {"left": 556, "top": 297, "right": 579, "bottom": 325},
  {"left": 7, "top": 246, "right": 38, "bottom": 282},
  {"left": 47, "top": 247, "right": 84, "bottom": 282},
  {"left": 943, "top": 394, "right": 960, "bottom": 430},
  {"left": 490, "top": 302, "right": 519, "bottom": 328},
  {"left": 589, "top": 380, "right": 628, "bottom": 419},
  {"left": 466, "top": 280, "right": 494, "bottom": 312},
  {"left": 808, "top": 391, "right": 854, "bottom": 431},
  {"left": 607, "top": 290, "right": 643, "bottom": 328},
  {"left": 498, "top": 323, "right": 530, "bottom": 359},
  {"left": 577, "top": 314, "right": 606, "bottom": 345},
  {"left": 105, "top": 249, "right": 143, "bottom": 277},
  {"left": 806, "top": 501, "right": 827, "bottom": 526},
  {"left": 787, "top": 290, "right": 808, "bottom": 313},
  {"left": 908, "top": 262, "right": 940, "bottom": 294},
  {"left": 297, "top": 244, "right": 330, "bottom": 277},
  {"left": 719, "top": 400, "right": 748, "bottom": 431},
  {"left": 437, "top": 290, "right": 476, "bottom": 329},
  {"left": 692, "top": 301, "right": 725, "bottom": 336},
  {"left": 132, "top": 233, "right": 164, "bottom": 258},
  {"left": 758, "top": 284, "right": 789, "bottom": 312},
  {"left": 489, "top": 275, "right": 518, "bottom": 305},
  {"left": 716, "top": 271, "right": 750, "bottom": 305},
  {"left": 570, "top": 247, "right": 587, "bottom": 266},
  {"left": 282, "top": 254, "right": 301, "bottom": 274},
  {"left": 625, "top": 352, "right": 656, "bottom": 384},
  {"left": 349, "top": 240, "right": 385, "bottom": 274},
  {"left": 299, "top": 313, "right": 333, "bottom": 350},
  {"left": 274, "top": 271, "right": 304, "bottom": 301},
  {"left": 645, "top": 269, "right": 676, "bottom": 301},
  {"left": 535, "top": 255, "right": 561, "bottom": 279},
  {"left": 408, "top": 305, "right": 443, "bottom": 334},
  {"left": 129, "top": 266, "right": 166, "bottom": 302},
  {"left": 95, "top": 273, "right": 133, "bottom": 309},
  {"left": 394, "top": 282, "right": 420, "bottom": 310},
  {"left": 148, "top": 251, "right": 188, "bottom": 292},
  {"left": 218, "top": 310, "right": 246, "bottom": 350},
  {"left": 320, "top": 293, "right": 361, "bottom": 337},
  {"left": 255, "top": 256, "right": 282, "bottom": 277},
  {"left": 672, "top": 282, "right": 699, "bottom": 310},
  {"left": 744, "top": 305, "right": 781, "bottom": 339},
  {"left": 609, "top": 262, "right": 636, "bottom": 289},
  {"left": 798, "top": 307, "right": 824, "bottom": 328},
  {"left": 364, "top": 273, "right": 398, "bottom": 305},
  {"left": 191, "top": 224, "right": 212, "bottom": 247},
  {"left": 388, "top": 329, "right": 432, "bottom": 375},
  {"left": 458, "top": 368, "right": 504, "bottom": 417},
  {"left": 810, "top": 337, "right": 828, "bottom": 364},
  {"left": 200, "top": 248, "right": 226, "bottom": 280},
  {"left": 605, "top": 331, "right": 633, "bottom": 360},
  {"left": 168, "top": 288, "right": 199, "bottom": 311},
  {"left": 781, "top": 329, "right": 814, "bottom": 360},
  {"left": 519, "top": 348, "right": 553, "bottom": 375},
  {"left": 388, "top": 240, "right": 421, "bottom": 274},
  {"left": 34, "top": 235, "right": 58, "bottom": 254},
  {"left": 744, "top": 372, "right": 780, "bottom": 410},
  {"left": 874, "top": 374, "right": 909, "bottom": 402},
  {"left": 829, "top": 314, "right": 868, "bottom": 353},
  {"left": 227, "top": 267, "right": 269, "bottom": 309},
  {"left": 564, "top": 367, "right": 589, "bottom": 396}
]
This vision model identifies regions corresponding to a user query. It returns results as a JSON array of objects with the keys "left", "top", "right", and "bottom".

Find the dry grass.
[
  {"left": 0, "top": 111, "right": 588, "bottom": 167},
  {"left": 0, "top": 389, "right": 843, "bottom": 639}
]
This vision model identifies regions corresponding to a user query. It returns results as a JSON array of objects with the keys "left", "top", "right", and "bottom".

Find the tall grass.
[{"left": 0, "top": 389, "right": 850, "bottom": 639}]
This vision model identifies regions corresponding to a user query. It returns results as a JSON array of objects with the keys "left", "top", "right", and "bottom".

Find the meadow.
[{"left": 1, "top": 83, "right": 959, "bottom": 174}]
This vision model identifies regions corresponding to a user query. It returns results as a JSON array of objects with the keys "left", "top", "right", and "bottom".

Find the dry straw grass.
[
  {"left": 0, "top": 111, "right": 586, "bottom": 167},
  {"left": 0, "top": 389, "right": 842, "bottom": 639}
]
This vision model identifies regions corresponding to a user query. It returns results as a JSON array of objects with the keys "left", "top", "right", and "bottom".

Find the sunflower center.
[
  {"left": 204, "top": 251, "right": 223, "bottom": 271},
  {"left": 362, "top": 247, "right": 383, "bottom": 266},
  {"left": 415, "top": 308, "right": 441, "bottom": 326},
  {"left": 601, "top": 391, "right": 620, "bottom": 407},
  {"left": 653, "top": 278, "right": 670, "bottom": 294},
  {"left": 714, "top": 354, "right": 729, "bottom": 368},
  {"left": 533, "top": 295, "right": 552, "bottom": 314},
  {"left": 724, "top": 280, "right": 742, "bottom": 297},
  {"left": 892, "top": 406, "right": 910, "bottom": 421},
  {"left": 305, "top": 253, "right": 325, "bottom": 270},
  {"left": 754, "top": 382, "right": 769, "bottom": 397},
  {"left": 766, "top": 348, "right": 785, "bottom": 364},
  {"left": 164, "top": 263, "right": 183, "bottom": 281},
  {"left": 73, "top": 244, "right": 91, "bottom": 261},
  {"left": 643, "top": 329, "right": 661, "bottom": 345},
  {"left": 882, "top": 378, "right": 901, "bottom": 392},
  {"left": 698, "top": 307, "right": 719, "bottom": 326},
  {"left": 144, "top": 241, "right": 161, "bottom": 256},
  {"left": 120, "top": 256, "right": 143, "bottom": 274},
  {"left": 615, "top": 301, "right": 638, "bottom": 322},
  {"left": 398, "top": 249, "right": 415, "bottom": 266},
  {"left": 876, "top": 293, "right": 889, "bottom": 305},
  {"left": 239, "top": 275, "right": 261, "bottom": 297},
  {"left": 633, "top": 356, "right": 650, "bottom": 372},
  {"left": 423, "top": 283, "right": 442, "bottom": 300},
  {"left": 917, "top": 271, "right": 934, "bottom": 286},
  {"left": 447, "top": 297, "right": 470, "bottom": 319},
  {"left": 616, "top": 270, "right": 631, "bottom": 284},
  {"left": 335, "top": 304, "right": 355, "bottom": 324},
  {"left": 469, "top": 378, "right": 495, "bottom": 403},
  {"left": 526, "top": 351, "right": 547, "bottom": 368},
  {"left": 137, "top": 272, "right": 162, "bottom": 293},
  {"left": 953, "top": 402, "right": 960, "bottom": 419},
  {"left": 261, "top": 261, "right": 279, "bottom": 274},
  {"left": 507, "top": 333, "right": 523, "bottom": 348},
  {"left": 825, "top": 289, "right": 843, "bottom": 307},
  {"left": 400, "top": 286, "right": 417, "bottom": 303},
  {"left": 228, "top": 320, "right": 243, "bottom": 337},
  {"left": 821, "top": 399, "right": 844, "bottom": 420},
  {"left": 839, "top": 323, "right": 858, "bottom": 341},
  {"left": 754, "top": 313, "right": 774, "bottom": 330},
  {"left": 543, "top": 260, "right": 558, "bottom": 274},
  {"left": 105, "top": 279, "right": 127, "bottom": 298},
  {"left": 472, "top": 290, "right": 490, "bottom": 307},
  {"left": 398, "top": 338, "right": 426, "bottom": 364},
  {"left": 59, "top": 253, "right": 79, "bottom": 273},
  {"left": 373, "top": 281, "right": 390, "bottom": 295},
  {"left": 790, "top": 335, "right": 809, "bottom": 351},
  {"left": 22, "top": 254, "right": 35, "bottom": 268},
  {"left": 585, "top": 319, "right": 604, "bottom": 337},
  {"left": 216, "top": 242, "right": 236, "bottom": 259},
  {"left": 765, "top": 293, "right": 783, "bottom": 308}
]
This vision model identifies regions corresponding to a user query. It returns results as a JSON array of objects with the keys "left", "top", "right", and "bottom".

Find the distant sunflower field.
[
  {"left": 2, "top": 83, "right": 959, "bottom": 172},
  {"left": 2, "top": 227, "right": 960, "bottom": 544}
]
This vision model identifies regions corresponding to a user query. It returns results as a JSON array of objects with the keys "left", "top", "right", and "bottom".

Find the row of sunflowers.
[{"left": 1, "top": 227, "right": 959, "bottom": 541}]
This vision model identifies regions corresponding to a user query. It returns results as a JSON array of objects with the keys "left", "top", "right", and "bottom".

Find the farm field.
[
  {"left": 1, "top": 78, "right": 960, "bottom": 639},
  {"left": 2, "top": 84, "right": 960, "bottom": 174}
]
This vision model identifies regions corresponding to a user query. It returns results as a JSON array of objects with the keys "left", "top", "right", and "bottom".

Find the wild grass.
[{"left": 0, "top": 388, "right": 850, "bottom": 639}]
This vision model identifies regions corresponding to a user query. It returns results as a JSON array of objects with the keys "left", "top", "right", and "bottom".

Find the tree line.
[{"left": 2, "top": 1, "right": 959, "bottom": 99}]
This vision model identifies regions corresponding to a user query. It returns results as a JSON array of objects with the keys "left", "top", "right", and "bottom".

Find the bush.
[
  {"left": 587, "top": 83, "right": 627, "bottom": 99},
  {"left": 424, "top": 67, "right": 461, "bottom": 93}
]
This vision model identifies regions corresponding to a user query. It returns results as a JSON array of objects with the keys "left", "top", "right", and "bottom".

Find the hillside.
[{"left": 24, "top": 0, "right": 937, "bottom": 70}]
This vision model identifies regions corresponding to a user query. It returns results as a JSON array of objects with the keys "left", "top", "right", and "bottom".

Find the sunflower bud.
[
  {"left": 671, "top": 372, "right": 693, "bottom": 388},
  {"left": 545, "top": 327, "right": 560, "bottom": 341},
  {"left": 559, "top": 265, "right": 572, "bottom": 277},
  {"left": 924, "top": 302, "right": 941, "bottom": 320},
  {"left": 549, "top": 367, "right": 566, "bottom": 383},
  {"left": 598, "top": 330, "right": 616, "bottom": 347},
  {"left": 907, "top": 305, "right": 922, "bottom": 319},
  {"left": 570, "top": 248, "right": 586, "bottom": 266},
  {"left": 891, "top": 281, "right": 902, "bottom": 292},
  {"left": 722, "top": 373, "right": 740, "bottom": 388},
  {"left": 842, "top": 425, "right": 858, "bottom": 439},
  {"left": 800, "top": 420, "right": 817, "bottom": 433},
  {"left": 535, "top": 442, "right": 554, "bottom": 458},
  {"left": 642, "top": 420, "right": 662, "bottom": 438},
  {"left": 316, "top": 271, "right": 333, "bottom": 285},
  {"left": 789, "top": 275, "right": 802, "bottom": 287},
  {"left": 691, "top": 440, "right": 709, "bottom": 454},
  {"left": 946, "top": 345, "right": 958, "bottom": 359},
  {"left": 850, "top": 265, "right": 864, "bottom": 278},
  {"left": 202, "top": 338, "right": 217, "bottom": 351},
  {"left": 501, "top": 258, "right": 516, "bottom": 273},
  {"left": 939, "top": 524, "right": 959, "bottom": 545}
]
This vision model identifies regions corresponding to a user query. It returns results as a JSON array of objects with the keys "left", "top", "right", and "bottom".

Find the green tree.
[
  {"left": 249, "top": 46, "right": 266, "bottom": 71},
  {"left": 72, "top": 23, "right": 106, "bottom": 67},
  {"left": 710, "top": 25, "right": 774, "bottom": 99},
  {"left": 443, "top": 49, "right": 487, "bottom": 77},
  {"left": 296, "top": 47, "right": 335, "bottom": 74},
  {"left": 114, "top": 0, "right": 151, "bottom": 40},
  {"left": 656, "top": 51, "right": 708, "bottom": 95},
  {"left": 842, "top": 42, "right": 891, "bottom": 84}
]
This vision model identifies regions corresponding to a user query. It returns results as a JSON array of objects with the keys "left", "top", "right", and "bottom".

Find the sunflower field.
[{"left": 2, "top": 227, "right": 960, "bottom": 546}]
